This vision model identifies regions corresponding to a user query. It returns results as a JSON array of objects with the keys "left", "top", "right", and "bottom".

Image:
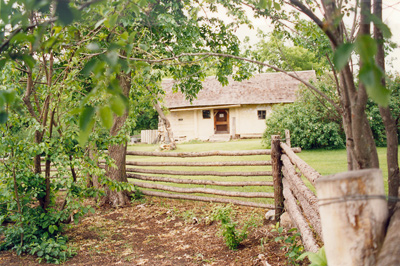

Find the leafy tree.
[
  {"left": 254, "top": 31, "right": 328, "bottom": 74},
  {"left": 264, "top": 77, "right": 345, "bottom": 150}
]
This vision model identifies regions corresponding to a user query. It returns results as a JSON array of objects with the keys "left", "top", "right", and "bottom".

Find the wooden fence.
[
  {"left": 125, "top": 145, "right": 300, "bottom": 209},
  {"left": 141, "top": 130, "right": 158, "bottom": 144},
  {"left": 273, "top": 134, "right": 322, "bottom": 252}
]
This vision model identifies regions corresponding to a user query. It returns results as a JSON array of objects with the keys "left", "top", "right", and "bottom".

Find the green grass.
[{"left": 127, "top": 140, "right": 398, "bottom": 201}]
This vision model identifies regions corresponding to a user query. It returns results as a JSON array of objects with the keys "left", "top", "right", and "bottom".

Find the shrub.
[{"left": 211, "top": 205, "right": 261, "bottom": 250}]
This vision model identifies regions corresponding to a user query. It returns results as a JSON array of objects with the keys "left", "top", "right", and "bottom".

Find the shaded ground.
[{"left": 1, "top": 197, "right": 304, "bottom": 265}]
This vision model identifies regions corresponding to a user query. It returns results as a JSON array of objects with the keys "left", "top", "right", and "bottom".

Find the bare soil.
[{"left": 0, "top": 197, "right": 304, "bottom": 266}]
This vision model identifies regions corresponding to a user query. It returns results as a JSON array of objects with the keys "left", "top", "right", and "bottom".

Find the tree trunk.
[
  {"left": 153, "top": 100, "right": 176, "bottom": 149},
  {"left": 100, "top": 72, "right": 131, "bottom": 207},
  {"left": 373, "top": 0, "right": 400, "bottom": 213}
]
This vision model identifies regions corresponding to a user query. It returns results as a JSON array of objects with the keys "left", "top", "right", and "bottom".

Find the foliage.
[
  {"left": 263, "top": 77, "right": 345, "bottom": 150},
  {"left": 298, "top": 246, "right": 327, "bottom": 266},
  {"left": 366, "top": 74, "right": 400, "bottom": 146},
  {"left": 211, "top": 204, "right": 260, "bottom": 250},
  {"left": 271, "top": 223, "right": 304, "bottom": 265},
  {"left": 263, "top": 73, "right": 400, "bottom": 149},
  {"left": 253, "top": 31, "right": 328, "bottom": 74}
]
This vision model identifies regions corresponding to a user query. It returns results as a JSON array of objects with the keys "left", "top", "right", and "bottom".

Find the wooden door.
[{"left": 214, "top": 109, "right": 229, "bottom": 134}]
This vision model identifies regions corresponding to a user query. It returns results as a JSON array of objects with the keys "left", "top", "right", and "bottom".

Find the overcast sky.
[{"left": 214, "top": 2, "right": 400, "bottom": 73}]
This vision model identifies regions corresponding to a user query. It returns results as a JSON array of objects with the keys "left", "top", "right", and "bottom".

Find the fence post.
[
  {"left": 285, "top": 129, "right": 291, "bottom": 148},
  {"left": 316, "top": 169, "right": 388, "bottom": 265},
  {"left": 271, "top": 135, "right": 284, "bottom": 221}
]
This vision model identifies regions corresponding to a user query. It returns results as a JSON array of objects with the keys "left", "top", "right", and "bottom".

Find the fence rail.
[
  {"left": 125, "top": 148, "right": 281, "bottom": 208},
  {"left": 276, "top": 137, "right": 322, "bottom": 252}
]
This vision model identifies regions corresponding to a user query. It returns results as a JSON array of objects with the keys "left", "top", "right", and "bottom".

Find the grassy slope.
[{"left": 127, "top": 140, "right": 396, "bottom": 200}]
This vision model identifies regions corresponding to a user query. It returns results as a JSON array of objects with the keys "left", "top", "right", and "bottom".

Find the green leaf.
[
  {"left": 86, "top": 42, "right": 100, "bottom": 51},
  {"left": 95, "top": 18, "right": 106, "bottom": 29},
  {"left": 22, "top": 54, "right": 36, "bottom": 69},
  {"left": 273, "top": 1, "right": 281, "bottom": 11},
  {"left": 0, "top": 111, "right": 8, "bottom": 123},
  {"left": 333, "top": 43, "right": 355, "bottom": 70},
  {"left": 81, "top": 58, "right": 97, "bottom": 76},
  {"left": 0, "top": 59, "right": 6, "bottom": 70},
  {"left": 110, "top": 96, "right": 126, "bottom": 116},
  {"left": 367, "top": 14, "right": 392, "bottom": 39},
  {"left": 359, "top": 64, "right": 390, "bottom": 106},
  {"left": 3, "top": 90, "right": 16, "bottom": 104},
  {"left": 258, "top": 0, "right": 268, "bottom": 9},
  {"left": 356, "top": 35, "right": 377, "bottom": 61},
  {"left": 56, "top": 0, "right": 74, "bottom": 25},
  {"left": 99, "top": 106, "right": 113, "bottom": 129},
  {"left": 79, "top": 106, "right": 95, "bottom": 131}
]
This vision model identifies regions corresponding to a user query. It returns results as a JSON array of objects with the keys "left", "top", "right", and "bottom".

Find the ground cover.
[{"left": 1, "top": 197, "right": 302, "bottom": 266}]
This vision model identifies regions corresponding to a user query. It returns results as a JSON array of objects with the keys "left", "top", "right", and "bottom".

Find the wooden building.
[{"left": 160, "top": 70, "right": 316, "bottom": 142}]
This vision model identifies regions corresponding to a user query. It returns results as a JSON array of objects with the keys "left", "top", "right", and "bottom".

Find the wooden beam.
[
  {"left": 127, "top": 150, "right": 272, "bottom": 157},
  {"left": 125, "top": 160, "right": 272, "bottom": 167},
  {"left": 280, "top": 142, "right": 320, "bottom": 185},
  {"left": 281, "top": 154, "right": 322, "bottom": 239},
  {"left": 283, "top": 178, "right": 319, "bottom": 252},
  {"left": 127, "top": 173, "right": 273, "bottom": 187},
  {"left": 126, "top": 167, "right": 272, "bottom": 177},
  {"left": 140, "top": 190, "right": 274, "bottom": 209},
  {"left": 131, "top": 181, "right": 274, "bottom": 198},
  {"left": 271, "top": 135, "right": 284, "bottom": 221}
]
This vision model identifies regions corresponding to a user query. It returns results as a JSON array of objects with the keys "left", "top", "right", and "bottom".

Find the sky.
[{"left": 213, "top": 2, "right": 400, "bottom": 73}]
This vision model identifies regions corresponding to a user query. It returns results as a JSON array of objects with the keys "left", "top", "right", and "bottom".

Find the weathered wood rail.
[
  {"left": 125, "top": 145, "right": 301, "bottom": 209},
  {"left": 271, "top": 134, "right": 322, "bottom": 253}
]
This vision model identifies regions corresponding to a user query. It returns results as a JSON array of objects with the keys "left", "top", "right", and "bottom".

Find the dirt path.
[{"left": 1, "top": 197, "right": 298, "bottom": 265}]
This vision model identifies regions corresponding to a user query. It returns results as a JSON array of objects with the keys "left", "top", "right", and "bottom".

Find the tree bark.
[
  {"left": 100, "top": 72, "right": 131, "bottom": 207},
  {"left": 373, "top": 0, "right": 400, "bottom": 213},
  {"left": 152, "top": 100, "right": 176, "bottom": 149}
]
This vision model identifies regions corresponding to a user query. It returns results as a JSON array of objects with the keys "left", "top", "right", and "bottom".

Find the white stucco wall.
[
  {"left": 165, "top": 104, "right": 273, "bottom": 141},
  {"left": 235, "top": 104, "right": 272, "bottom": 136}
]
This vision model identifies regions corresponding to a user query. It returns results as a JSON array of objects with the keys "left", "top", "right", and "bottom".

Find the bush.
[
  {"left": 211, "top": 205, "right": 261, "bottom": 250},
  {"left": 263, "top": 74, "right": 400, "bottom": 149}
]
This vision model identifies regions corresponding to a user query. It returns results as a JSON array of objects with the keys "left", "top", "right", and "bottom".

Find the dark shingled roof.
[{"left": 162, "top": 70, "right": 316, "bottom": 109}]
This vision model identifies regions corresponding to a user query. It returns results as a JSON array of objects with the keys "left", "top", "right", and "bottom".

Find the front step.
[{"left": 209, "top": 134, "right": 232, "bottom": 142}]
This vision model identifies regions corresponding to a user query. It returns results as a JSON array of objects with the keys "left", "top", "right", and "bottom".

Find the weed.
[
  {"left": 271, "top": 223, "right": 304, "bottom": 265},
  {"left": 130, "top": 186, "right": 144, "bottom": 202},
  {"left": 211, "top": 204, "right": 261, "bottom": 250},
  {"left": 298, "top": 246, "right": 327, "bottom": 266}
]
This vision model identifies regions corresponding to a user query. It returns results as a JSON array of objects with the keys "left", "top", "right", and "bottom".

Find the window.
[
  {"left": 202, "top": 110, "right": 211, "bottom": 119},
  {"left": 258, "top": 110, "right": 266, "bottom": 120}
]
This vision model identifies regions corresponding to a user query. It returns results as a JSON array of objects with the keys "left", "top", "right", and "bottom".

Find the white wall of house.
[
  {"left": 235, "top": 104, "right": 272, "bottom": 137},
  {"left": 165, "top": 104, "right": 274, "bottom": 141}
]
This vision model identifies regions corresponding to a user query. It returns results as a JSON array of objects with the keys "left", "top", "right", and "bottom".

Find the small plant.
[
  {"left": 298, "top": 246, "right": 327, "bottom": 266},
  {"left": 130, "top": 186, "right": 144, "bottom": 202},
  {"left": 211, "top": 204, "right": 260, "bottom": 250},
  {"left": 271, "top": 223, "right": 304, "bottom": 265}
]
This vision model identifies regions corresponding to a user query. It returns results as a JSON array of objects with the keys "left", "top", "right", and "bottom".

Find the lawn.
[{"left": 128, "top": 139, "right": 396, "bottom": 196}]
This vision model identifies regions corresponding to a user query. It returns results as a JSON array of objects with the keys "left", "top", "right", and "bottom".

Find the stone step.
[{"left": 209, "top": 134, "right": 231, "bottom": 142}]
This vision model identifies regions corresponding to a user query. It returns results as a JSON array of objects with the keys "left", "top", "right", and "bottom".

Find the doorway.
[{"left": 214, "top": 109, "right": 229, "bottom": 134}]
